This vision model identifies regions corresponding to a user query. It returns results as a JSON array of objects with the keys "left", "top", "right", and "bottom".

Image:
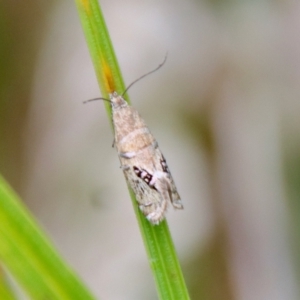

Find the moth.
[
  {"left": 85, "top": 57, "right": 183, "bottom": 224},
  {"left": 110, "top": 91, "right": 183, "bottom": 224}
]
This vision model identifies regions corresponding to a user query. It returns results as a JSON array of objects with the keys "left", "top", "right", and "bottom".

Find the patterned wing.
[{"left": 122, "top": 149, "right": 183, "bottom": 224}]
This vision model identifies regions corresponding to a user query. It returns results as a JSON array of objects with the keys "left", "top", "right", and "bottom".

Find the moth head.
[
  {"left": 83, "top": 92, "right": 127, "bottom": 109},
  {"left": 110, "top": 92, "right": 128, "bottom": 109}
]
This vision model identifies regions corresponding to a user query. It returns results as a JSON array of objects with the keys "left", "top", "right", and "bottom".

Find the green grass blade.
[
  {"left": 0, "top": 175, "right": 95, "bottom": 299},
  {"left": 132, "top": 190, "right": 189, "bottom": 299},
  {"left": 0, "top": 269, "right": 17, "bottom": 300},
  {"left": 74, "top": 1, "right": 190, "bottom": 298}
]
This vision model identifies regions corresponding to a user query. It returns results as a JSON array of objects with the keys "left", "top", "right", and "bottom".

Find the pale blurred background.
[{"left": 1, "top": 0, "right": 300, "bottom": 299}]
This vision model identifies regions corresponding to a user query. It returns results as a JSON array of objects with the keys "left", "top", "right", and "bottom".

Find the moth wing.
[
  {"left": 123, "top": 148, "right": 183, "bottom": 224},
  {"left": 154, "top": 148, "right": 183, "bottom": 210},
  {"left": 124, "top": 168, "right": 167, "bottom": 224}
]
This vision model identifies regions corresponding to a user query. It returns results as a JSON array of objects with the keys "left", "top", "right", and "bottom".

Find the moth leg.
[
  {"left": 144, "top": 175, "right": 183, "bottom": 224},
  {"left": 153, "top": 170, "right": 183, "bottom": 211},
  {"left": 120, "top": 151, "right": 137, "bottom": 159},
  {"left": 171, "top": 197, "right": 183, "bottom": 209},
  {"left": 143, "top": 199, "right": 168, "bottom": 225},
  {"left": 120, "top": 165, "right": 130, "bottom": 171},
  {"left": 152, "top": 140, "right": 159, "bottom": 149},
  {"left": 112, "top": 138, "right": 115, "bottom": 148},
  {"left": 170, "top": 189, "right": 183, "bottom": 209},
  {"left": 167, "top": 179, "right": 183, "bottom": 209}
]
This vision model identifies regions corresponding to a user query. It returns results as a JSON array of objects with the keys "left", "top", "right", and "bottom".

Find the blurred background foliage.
[
  {"left": 1, "top": 0, "right": 300, "bottom": 299},
  {"left": 0, "top": 2, "right": 51, "bottom": 187}
]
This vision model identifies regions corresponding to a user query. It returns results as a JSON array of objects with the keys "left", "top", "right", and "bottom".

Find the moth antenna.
[
  {"left": 122, "top": 53, "right": 168, "bottom": 97},
  {"left": 83, "top": 97, "right": 112, "bottom": 104}
]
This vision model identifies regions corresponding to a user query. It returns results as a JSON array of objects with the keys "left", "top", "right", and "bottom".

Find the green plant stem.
[{"left": 74, "top": 1, "right": 190, "bottom": 299}]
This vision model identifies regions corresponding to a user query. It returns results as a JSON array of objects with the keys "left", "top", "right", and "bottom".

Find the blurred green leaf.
[{"left": 0, "top": 175, "right": 95, "bottom": 299}]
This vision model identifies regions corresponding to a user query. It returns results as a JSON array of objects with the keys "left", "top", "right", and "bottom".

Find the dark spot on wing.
[{"left": 133, "top": 166, "right": 157, "bottom": 191}]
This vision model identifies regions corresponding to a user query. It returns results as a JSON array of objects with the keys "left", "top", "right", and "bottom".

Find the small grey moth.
[{"left": 110, "top": 91, "right": 183, "bottom": 224}]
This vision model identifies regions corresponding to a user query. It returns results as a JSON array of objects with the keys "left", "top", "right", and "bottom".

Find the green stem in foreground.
[{"left": 0, "top": 175, "right": 95, "bottom": 299}]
